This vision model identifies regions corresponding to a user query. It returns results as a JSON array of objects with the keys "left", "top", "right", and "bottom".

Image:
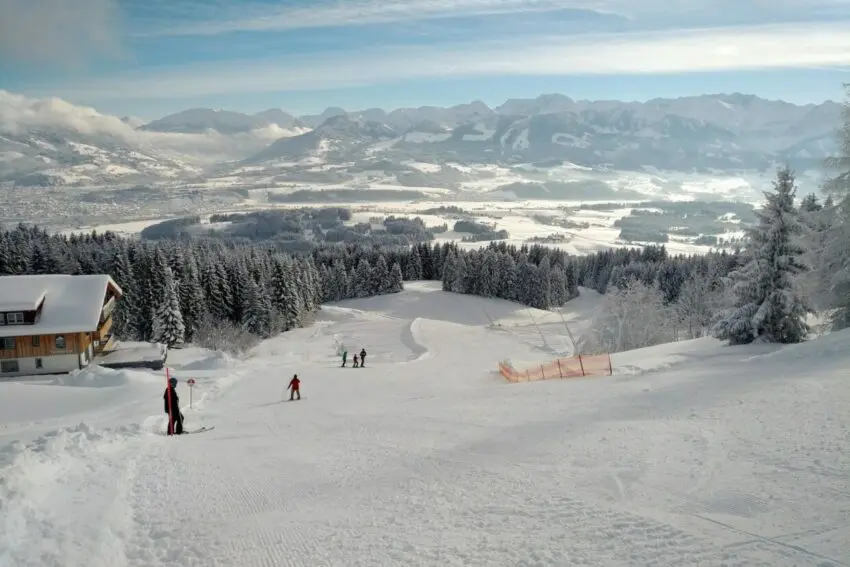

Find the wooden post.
[
  {"left": 556, "top": 358, "right": 563, "bottom": 378},
  {"left": 608, "top": 354, "right": 613, "bottom": 375},
  {"left": 578, "top": 354, "right": 585, "bottom": 376},
  {"left": 540, "top": 364, "right": 545, "bottom": 380}
]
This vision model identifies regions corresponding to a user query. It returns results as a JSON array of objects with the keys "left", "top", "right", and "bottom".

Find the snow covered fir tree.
[{"left": 711, "top": 167, "right": 811, "bottom": 345}]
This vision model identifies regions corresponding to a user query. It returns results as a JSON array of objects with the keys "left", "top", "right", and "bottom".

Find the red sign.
[{"left": 187, "top": 378, "right": 196, "bottom": 386}]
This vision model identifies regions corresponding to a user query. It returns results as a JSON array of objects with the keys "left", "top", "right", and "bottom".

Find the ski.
[
  {"left": 184, "top": 425, "right": 215, "bottom": 434},
  {"left": 159, "top": 425, "right": 216, "bottom": 436}
]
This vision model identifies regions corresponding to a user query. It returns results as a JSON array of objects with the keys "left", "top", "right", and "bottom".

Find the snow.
[
  {"left": 98, "top": 341, "right": 167, "bottom": 366},
  {"left": 0, "top": 289, "right": 46, "bottom": 312},
  {"left": 1, "top": 282, "right": 849, "bottom": 566},
  {"left": 0, "top": 275, "right": 120, "bottom": 338}
]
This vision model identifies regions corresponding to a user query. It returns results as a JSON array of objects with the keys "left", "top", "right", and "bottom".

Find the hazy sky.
[{"left": 2, "top": 0, "right": 850, "bottom": 119}]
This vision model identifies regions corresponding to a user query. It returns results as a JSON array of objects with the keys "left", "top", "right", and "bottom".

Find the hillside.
[{"left": 1, "top": 282, "right": 847, "bottom": 566}]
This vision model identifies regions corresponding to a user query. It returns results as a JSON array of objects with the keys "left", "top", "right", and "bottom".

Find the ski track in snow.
[{"left": 1, "top": 282, "right": 849, "bottom": 567}]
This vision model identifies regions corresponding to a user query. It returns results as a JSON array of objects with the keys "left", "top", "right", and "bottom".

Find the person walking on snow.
[
  {"left": 341, "top": 350, "right": 348, "bottom": 367},
  {"left": 352, "top": 354, "right": 359, "bottom": 368},
  {"left": 359, "top": 348, "right": 367, "bottom": 367},
  {"left": 164, "top": 377, "right": 184, "bottom": 435},
  {"left": 288, "top": 373, "right": 301, "bottom": 401}
]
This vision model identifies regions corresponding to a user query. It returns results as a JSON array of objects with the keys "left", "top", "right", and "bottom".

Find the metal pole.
[
  {"left": 527, "top": 309, "right": 549, "bottom": 350},
  {"left": 558, "top": 309, "right": 579, "bottom": 355}
]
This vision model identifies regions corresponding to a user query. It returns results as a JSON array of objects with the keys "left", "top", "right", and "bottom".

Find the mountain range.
[{"left": 0, "top": 90, "right": 842, "bottom": 188}]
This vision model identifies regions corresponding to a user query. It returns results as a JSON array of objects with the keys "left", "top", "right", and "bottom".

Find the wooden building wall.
[{"left": 0, "top": 331, "right": 87, "bottom": 360}]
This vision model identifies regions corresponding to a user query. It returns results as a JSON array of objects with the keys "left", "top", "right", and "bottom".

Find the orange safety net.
[{"left": 499, "top": 353, "right": 612, "bottom": 383}]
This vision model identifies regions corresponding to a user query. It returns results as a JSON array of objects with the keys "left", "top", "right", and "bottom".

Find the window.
[
  {"left": 55, "top": 335, "right": 66, "bottom": 350},
  {"left": 1, "top": 337, "right": 15, "bottom": 350},
  {"left": 0, "top": 314, "right": 4, "bottom": 325},
  {"left": 35, "top": 358, "right": 43, "bottom": 369},
  {"left": 1, "top": 360, "right": 19, "bottom": 373},
  {"left": 6, "top": 312, "right": 24, "bottom": 324},
  {"left": 32, "top": 336, "right": 40, "bottom": 347}
]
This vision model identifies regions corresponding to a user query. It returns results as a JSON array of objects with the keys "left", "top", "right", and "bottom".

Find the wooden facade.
[{"left": 0, "top": 331, "right": 92, "bottom": 360}]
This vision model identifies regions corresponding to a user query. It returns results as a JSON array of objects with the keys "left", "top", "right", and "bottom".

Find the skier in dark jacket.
[
  {"left": 164, "top": 377, "right": 184, "bottom": 435},
  {"left": 359, "top": 348, "right": 367, "bottom": 367}
]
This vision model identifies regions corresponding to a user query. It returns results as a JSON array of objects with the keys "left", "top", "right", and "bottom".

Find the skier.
[
  {"left": 352, "top": 354, "right": 359, "bottom": 368},
  {"left": 359, "top": 348, "right": 367, "bottom": 367},
  {"left": 341, "top": 350, "right": 348, "bottom": 367},
  {"left": 163, "top": 377, "right": 184, "bottom": 435},
  {"left": 288, "top": 373, "right": 301, "bottom": 401}
]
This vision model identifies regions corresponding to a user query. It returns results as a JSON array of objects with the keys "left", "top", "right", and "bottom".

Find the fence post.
[
  {"left": 540, "top": 364, "right": 545, "bottom": 380},
  {"left": 525, "top": 368, "right": 530, "bottom": 382},
  {"left": 578, "top": 354, "right": 586, "bottom": 376},
  {"left": 608, "top": 354, "right": 613, "bottom": 376},
  {"left": 556, "top": 358, "right": 563, "bottom": 378}
]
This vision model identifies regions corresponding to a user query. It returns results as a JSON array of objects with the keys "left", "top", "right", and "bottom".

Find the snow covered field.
[
  {"left": 62, "top": 198, "right": 747, "bottom": 256},
  {"left": 2, "top": 282, "right": 848, "bottom": 567}
]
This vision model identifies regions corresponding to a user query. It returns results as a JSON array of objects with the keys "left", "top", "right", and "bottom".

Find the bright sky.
[{"left": 1, "top": 0, "right": 849, "bottom": 119}]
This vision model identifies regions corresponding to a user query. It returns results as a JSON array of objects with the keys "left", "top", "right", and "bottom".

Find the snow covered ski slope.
[{"left": 1, "top": 281, "right": 848, "bottom": 567}]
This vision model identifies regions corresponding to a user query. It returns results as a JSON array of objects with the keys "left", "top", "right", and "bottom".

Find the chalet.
[{"left": 0, "top": 274, "right": 122, "bottom": 377}]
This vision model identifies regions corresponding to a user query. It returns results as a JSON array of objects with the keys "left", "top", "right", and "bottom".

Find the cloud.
[
  {"left": 145, "top": 0, "right": 848, "bottom": 36},
  {"left": 147, "top": 0, "right": 619, "bottom": 36},
  {"left": 0, "top": 0, "right": 122, "bottom": 67},
  {"left": 0, "top": 91, "right": 305, "bottom": 163},
  {"left": 44, "top": 22, "right": 850, "bottom": 101}
]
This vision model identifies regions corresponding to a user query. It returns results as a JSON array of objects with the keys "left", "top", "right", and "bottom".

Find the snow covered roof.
[
  {"left": 0, "top": 289, "right": 47, "bottom": 312},
  {"left": 0, "top": 275, "right": 122, "bottom": 338}
]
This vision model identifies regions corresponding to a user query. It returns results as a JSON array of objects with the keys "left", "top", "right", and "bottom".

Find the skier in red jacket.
[{"left": 287, "top": 374, "right": 301, "bottom": 401}]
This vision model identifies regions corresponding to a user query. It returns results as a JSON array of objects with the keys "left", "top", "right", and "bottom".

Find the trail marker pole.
[{"left": 187, "top": 378, "right": 196, "bottom": 408}]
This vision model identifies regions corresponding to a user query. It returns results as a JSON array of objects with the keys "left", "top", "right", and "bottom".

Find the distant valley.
[{"left": 0, "top": 89, "right": 840, "bottom": 236}]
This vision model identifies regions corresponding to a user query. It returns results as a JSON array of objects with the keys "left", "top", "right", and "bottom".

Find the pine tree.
[
  {"left": 441, "top": 250, "right": 457, "bottom": 291},
  {"left": 109, "top": 245, "right": 141, "bottom": 340},
  {"left": 227, "top": 259, "right": 252, "bottom": 323},
  {"left": 405, "top": 245, "right": 423, "bottom": 280},
  {"left": 549, "top": 265, "right": 568, "bottom": 307},
  {"left": 800, "top": 193, "right": 822, "bottom": 212},
  {"left": 497, "top": 252, "right": 518, "bottom": 301},
  {"left": 242, "top": 278, "right": 275, "bottom": 338},
  {"left": 332, "top": 259, "right": 349, "bottom": 301},
  {"left": 204, "top": 262, "right": 231, "bottom": 322},
  {"left": 271, "top": 257, "right": 302, "bottom": 331},
  {"left": 712, "top": 166, "right": 811, "bottom": 345},
  {"left": 151, "top": 265, "right": 186, "bottom": 347},
  {"left": 389, "top": 262, "right": 404, "bottom": 293},
  {"left": 535, "top": 256, "right": 552, "bottom": 308},
  {"left": 178, "top": 253, "right": 206, "bottom": 341},
  {"left": 372, "top": 254, "right": 390, "bottom": 294},
  {"left": 353, "top": 258, "right": 372, "bottom": 298}
]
